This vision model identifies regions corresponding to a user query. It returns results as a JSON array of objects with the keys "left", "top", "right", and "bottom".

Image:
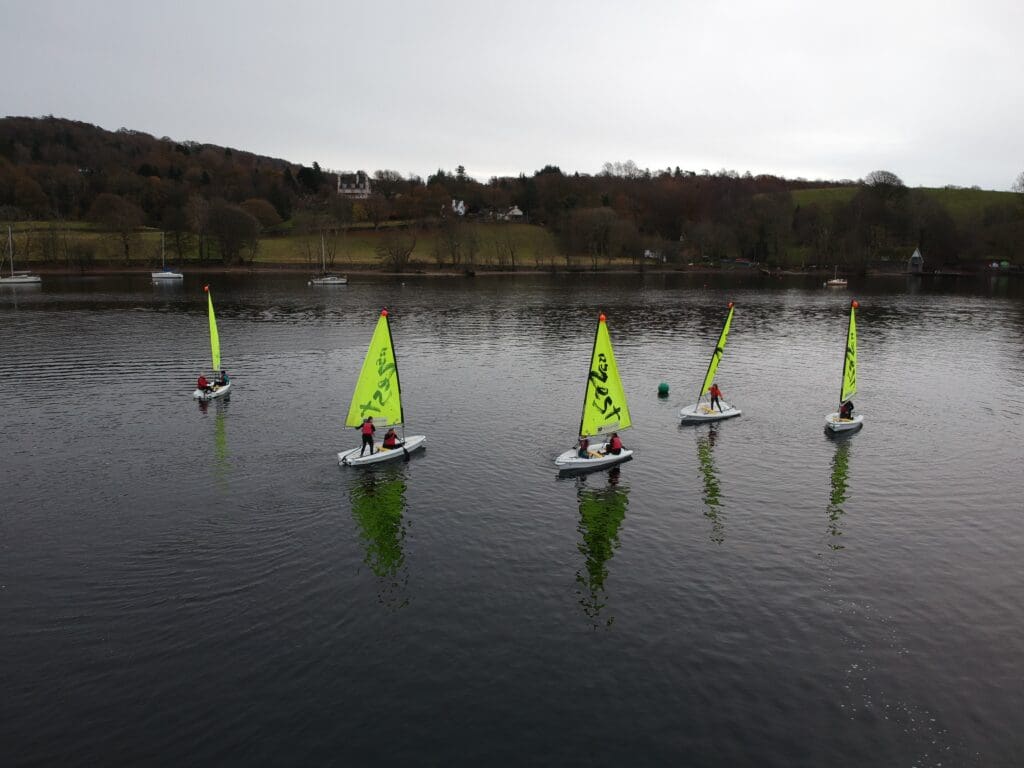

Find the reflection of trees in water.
[
  {"left": 826, "top": 439, "right": 851, "bottom": 551},
  {"left": 576, "top": 468, "right": 629, "bottom": 628},
  {"left": 350, "top": 468, "right": 409, "bottom": 608},
  {"left": 696, "top": 424, "right": 724, "bottom": 544}
]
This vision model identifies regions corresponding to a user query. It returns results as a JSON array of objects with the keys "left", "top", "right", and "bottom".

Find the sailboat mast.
[
  {"left": 382, "top": 308, "right": 405, "bottom": 427},
  {"left": 577, "top": 313, "right": 604, "bottom": 438},
  {"left": 6, "top": 226, "right": 12, "bottom": 278},
  {"left": 321, "top": 232, "right": 326, "bottom": 273},
  {"left": 696, "top": 303, "right": 733, "bottom": 404},
  {"left": 838, "top": 300, "right": 857, "bottom": 406},
  {"left": 161, "top": 231, "right": 166, "bottom": 269}
]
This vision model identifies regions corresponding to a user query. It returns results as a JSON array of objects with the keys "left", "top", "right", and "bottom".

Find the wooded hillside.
[{"left": 2, "top": 116, "right": 1021, "bottom": 269}]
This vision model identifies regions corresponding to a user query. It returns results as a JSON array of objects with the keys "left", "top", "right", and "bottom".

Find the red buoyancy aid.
[
  {"left": 610, "top": 435, "right": 623, "bottom": 451},
  {"left": 361, "top": 421, "right": 375, "bottom": 435}
]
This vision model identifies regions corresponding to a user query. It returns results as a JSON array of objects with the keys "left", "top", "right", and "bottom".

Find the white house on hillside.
[{"left": 337, "top": 171, "right": 371, "bottom": 198}]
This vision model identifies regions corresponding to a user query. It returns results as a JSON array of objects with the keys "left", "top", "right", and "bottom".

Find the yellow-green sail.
[
  {"left": 579, "top": 314, "right": 631, "bottom": 437},
  {"left": 205, "top": 286, "right": 221, "bottom": 371},
  {"left": 346, "top": 309, "right": 404, "bottom": 428},
  {"left": 698, "top": 303, "right": 734, "bottom": 400},
  {"left": 839, "top": 300, "right": 858, "bottom": 404}
]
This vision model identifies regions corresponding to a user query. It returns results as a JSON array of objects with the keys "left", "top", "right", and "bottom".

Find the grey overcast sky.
[{"left": 2, "top": 0, "right": 1021, "bottom": 189}]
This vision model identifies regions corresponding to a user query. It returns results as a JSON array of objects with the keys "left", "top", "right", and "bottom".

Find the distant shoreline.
[{"left": 10, "top": 263, "right": 946, "bottom": 279}]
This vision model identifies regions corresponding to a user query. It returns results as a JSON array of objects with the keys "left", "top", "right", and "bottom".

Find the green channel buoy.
[{"left": 657, "top": 382, "right": 670, "bottom": 397}]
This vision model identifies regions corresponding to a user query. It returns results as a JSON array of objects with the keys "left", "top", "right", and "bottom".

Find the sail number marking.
[
  {"left": 588, "top": 352, "right": 623, "bottom": 423},
  {"left": 358, "top": 345, "right": 397, "bottom": 419}
]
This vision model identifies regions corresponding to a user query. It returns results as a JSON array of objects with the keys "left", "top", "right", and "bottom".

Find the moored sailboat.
[
  {"left": 825, "top": 266, "right": 847, "bottom": 287},
  {"left": 151, "top": 232, "right": 183, "bottom": 280},
  {"left": 338, "top": 309, "right": 425, "bottom": 466},
  {"left": 825, "top": 299, "right": 863, "bottom": 432},
  {"left": 309, "top": 232, "right": 348, "bottom": 285},
  {"left": 679, "top": 302, "right": 741, "bottom": 423},
  {"left": 0, "top": 226, "right": 41, "bottom": 285},
  {"left": 555, "top": 313, "right": 634, "bottom": 472},
  {"left": 192, "top": 286, "right": 231, "bottom": 400}
]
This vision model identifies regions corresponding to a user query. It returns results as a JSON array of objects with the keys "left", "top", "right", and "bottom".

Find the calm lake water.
[{"left": 2, "top": 272, "right": 1023, "bottom": 766}]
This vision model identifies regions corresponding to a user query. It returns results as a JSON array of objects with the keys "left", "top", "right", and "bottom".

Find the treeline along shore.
[{"left": 2, "top": 116, "right": 1023, "bottom": 275}]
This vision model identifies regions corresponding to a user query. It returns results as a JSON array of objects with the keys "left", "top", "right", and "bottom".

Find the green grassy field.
[
  {"left": 791, "top": 187, "right": 858, "bottom": 208},
  {"left": 792, "top": 186, "right": 1020, "bottom": 225},
  {"left": 5, "top": 221, "right": 567, "bottom": 270}
]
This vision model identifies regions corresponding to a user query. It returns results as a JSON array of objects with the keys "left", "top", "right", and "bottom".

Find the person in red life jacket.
[
  {"left": 840, "top": 400, "right": 854, "bottom": 420},
  {"left": 709, "top": 383, "right": 724, "bottom": 412},
  {"left": 576, "top": 436, "right": 590, "bottom": 459},
  {"left": 197, "top": 374, "right": 212, "bottom": 393},
  {"left": 607, "top": 432, "right": 624, "bottom": 455},
  {"left": 382, "top": 427, "right": 402, "bottom": 450},
  {"left": 358, "top": 417, "right": 376, "bottom": 456}
]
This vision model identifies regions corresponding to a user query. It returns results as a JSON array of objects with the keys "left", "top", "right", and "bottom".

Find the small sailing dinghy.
[
  {"left": 192, "top": 285, "right": 232, "bottom": 400},
  {"left": 152, "top": 232, "right": 183, "bottom": 280},
  {"left": 825, "top": 299, "right": 863, "bottom": 432},
  {"left": 0, "top": 226, "right": 41, "bottom": 285},
  {"left": 679, "top": 302, "right": 741, "bottom": 423},
  {"left": 338, "top": 309, "right": 425, "bottom": 466},
  {"left": 555, "top": 313, "right": 634, "bottom": 473}
]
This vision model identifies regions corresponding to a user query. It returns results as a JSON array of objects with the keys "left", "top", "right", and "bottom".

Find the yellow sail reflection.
[
  {"left": 826, "top": 439, "right": 852, "bottom": 551},
  {"left": 575, "top": 468, "right": 629, "bottom": 628},
  {"left": 350, "top": 467, "right": 409, "bottom": 607},
  {"left": 213, "top": 403, "right": 229, "bottom": 486},
  {"left": 696, "top": 424, "right": 725, "bottom": 544}
]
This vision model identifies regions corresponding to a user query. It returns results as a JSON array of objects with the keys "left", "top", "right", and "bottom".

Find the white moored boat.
[
  {"left": 152, "top": 232, "right": 183, "bottom": 281},
  {"left": 338, "top": 308, "right": 425, "bottom": 466},
  {"left": 192, "top": 285, "right": 232, "bottom": 400},
  {"left": 310, "top": 274, "right": 348, "bottom": 285},
  {"left": 555, "top": 313, "right": 633, "bottom": 474},
  {"left": 309, "top": 232, "right": 347, "bottom": 285},
  {"left": 0, "top": 226, "right": 41, "bottom": 285},
  {"left": 825, "top": 299, "right": 863, "bottom": 433},
  {"left": 680, "top": 302, "right": 742, "bottom": 424},
  {"left": 824, "top": 266, "right": 847, "bottom": 287}
]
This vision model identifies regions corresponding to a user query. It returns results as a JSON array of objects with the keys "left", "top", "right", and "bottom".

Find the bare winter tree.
[
  {"left": 86, "top": 192, "right": 144, "bottom": 264},
  {"left": 1012, "top": 171, "right": 1024, "bottom": 193},
  {"left": 376, "top": 230, "right": 417, "bottom": 271},
  {"left": 864, "top": 170, "right": 904, "bottom": 187}
]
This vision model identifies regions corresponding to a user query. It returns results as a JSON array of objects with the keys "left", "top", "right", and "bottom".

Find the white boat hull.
[
  {"left": 309, "top": 276, "right": 348, "bottom": 285},
  {"left": 152, "top": 270, "right": 183, "bottom": 280},
  {"left": 339, "top": 434, "right": 426, "bottom": 466},
  {"left": 193, "top": 381, "right": 232, "bottom": 400},
  {"left": 555, "top": 442, "right": 634, "bottom": 473},
  {"left": 825, "top": 412, "right": 864, "bottom": 432},
  {"left": 679, "top": 401, "right": 742, "bottom": 423},
  {"left": 0, "top": 274, "right": 41, "bottom": 284}
]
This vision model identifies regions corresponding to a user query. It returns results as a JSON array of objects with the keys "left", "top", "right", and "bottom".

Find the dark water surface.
[{"left": 2, "top": 273, "right": 1023, "bottom": 766}]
